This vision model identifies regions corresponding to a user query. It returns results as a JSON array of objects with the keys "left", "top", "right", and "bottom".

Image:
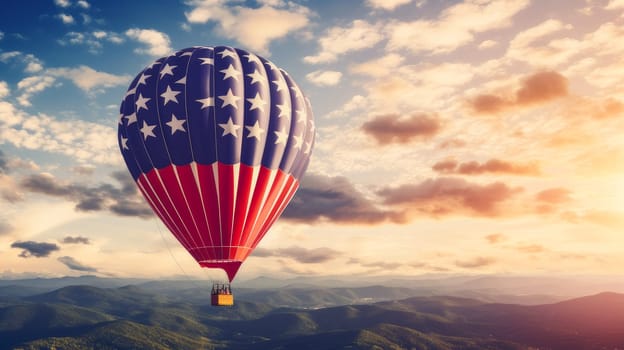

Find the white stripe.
[{"left": 191, "top": 161, "right": 217, "bottom": 257}]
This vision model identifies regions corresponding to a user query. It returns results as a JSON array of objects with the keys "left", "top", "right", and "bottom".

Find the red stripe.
[
  {"left": 249, "top": 174, "right": 297, "bottom": 254},
  {"left": 231, "top": 164, "right": 255, "bottom": 258},
  {"left": 217, "top": 163, "right": 237, "bottom": 260},
  {"left": 196, "top": 163, "right": 222, "bottom": 259},
  {"left": 175, "top": 164, "right": 217, "bottom": 261},
  {"left": 236, "top": 166, "right": 273, "bottom": 260}
]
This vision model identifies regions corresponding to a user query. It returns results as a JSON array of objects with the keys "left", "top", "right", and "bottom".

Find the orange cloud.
[
  {"left": 469, "top": 71, "right": 568, "bottom": 114},
  {"left": 455, "top": 256, "right": 497, "bottom": 268},
  {"left": 485, "top": 233, "right": 506, "bottom": 244},
  {"left": 377, "top": 177, "right": 523, "bottom": 217},
  {"left": 536, "top": 188, "right": 572, "bottom": 203},
  {"left": 432, "top": 158, "right": 540, "bottom": 176},
  {"left": 362, "top": 113, "right": 441, "bottom": 145}
]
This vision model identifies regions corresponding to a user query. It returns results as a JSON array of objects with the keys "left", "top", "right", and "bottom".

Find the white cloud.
[
  {"left": 306, "top": 70, "right": 343, "bottom": 86},
  {"left": 304, "top": 20, "right": 384, "bottom": 64},
  {"left": 606, "top": 0, "right": 624, "bottom": 10},
  {"left": 16, "top": 76, "right": 56, "bottom": 106},
  {"left": 478, "top": 39, "right": 498, "bottom": 49},
  {"left": 366, "top": 0, "right": 413, "bottom": 10},
  {"left": 59, "top": 31, "right": 124, "bottom": 54},
  {"left": 54, "top": 0, "right": 71, "bottom": 7},
  {"left": 0, "top": 101, "right": 120, "bottom": 164},
  {"left": 58, "top": 13, "right": 75, "bottom": 24},
  {"left": 185, "top": 0, "right": 311, "bottom": 55},
  {"left": 125, "top": 28, "right": 172, "bottom": 57},
  {"left": 386, "top": 0, "right": 530, "bottom": 54},
  {"left": 0, "top": 81, "right": 9, "bottom": 99},
  {"left": 0, "top": 51, "right": 21, "bottom": 62},
  {"left": 0, "top": 32, "right": 4, "bottom": 40},
  {"left": 0, "top": 52, "right": 44, "bottom": 73},
  {"left": 47, "top": 66, "right": 130, "bottom": 92},
  {"left": 350, "top": 53, "right": 405, "bottom": 78},
  {"left": 77, "top": 0, "right": 90, "bottom": 9}
]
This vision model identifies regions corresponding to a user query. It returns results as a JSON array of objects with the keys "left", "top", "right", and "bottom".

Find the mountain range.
[{"left": 1, "top": 277, "right": 624, "bottom": 349}]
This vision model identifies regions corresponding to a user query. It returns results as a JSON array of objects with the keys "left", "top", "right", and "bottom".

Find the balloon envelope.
[{"left": 117, "top": 46, "right": 314, "bottom": 281}]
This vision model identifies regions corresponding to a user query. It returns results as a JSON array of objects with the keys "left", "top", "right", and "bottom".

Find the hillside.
[{"left": 1, "top": 284, "right": 624, "bottom": 349}]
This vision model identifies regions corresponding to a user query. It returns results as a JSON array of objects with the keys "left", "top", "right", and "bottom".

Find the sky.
[{"left": 1, "top": 0, "right": 624, "bottom": 282}]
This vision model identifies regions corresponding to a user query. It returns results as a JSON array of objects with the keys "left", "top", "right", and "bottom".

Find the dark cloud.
[
  {"left": 0, "top": 150, "right": 8, "bottom": 174},
  {"left": 347, "top": 258, "right": 403, "bottom": 270},
  {"left": 252, "top": 246, "right": 341, "bottom": 264},
  {"left": 485, "top": 233, "right": 506, "bottom": 244},
  {"left": 283, "top": 173, "right": 399, "bottom": 224},
  {"left": 61, "top": 236, "right": 91, "bottom": 244},
  {"left": 57, "top": 256, "right": 97, "bottom": 272},
  {"left": 19, "top": 171, "right": 153, "bottom": 219},
  {"left": 455, "top": 256, "right": 496, "bottom": 268},
  {"left": 11, "top": 240, "right": 60, "bottom": 258},
  {"left": 362, "top": 113, "right": 441, "bottom": 145},
  {"left": 432, "top": 159, "right": 540, "bottom": 176},
  {"left": 469, "top": 71, "right": 568, "bottom": 114},
  {"left": 377, "top": 177, "right": 522, "bottom": 217},
  {"left": 71, "top": 165, "right": 96, "bottom": 175}
]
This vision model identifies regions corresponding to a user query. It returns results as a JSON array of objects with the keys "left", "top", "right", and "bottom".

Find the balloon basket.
[{"left": 211, "top": 283, "right": 234, "bottom": 306}]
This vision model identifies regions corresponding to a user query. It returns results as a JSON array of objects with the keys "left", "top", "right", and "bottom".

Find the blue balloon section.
[{"left": 118, "top": 46, "right": 314, "bottom": 281}]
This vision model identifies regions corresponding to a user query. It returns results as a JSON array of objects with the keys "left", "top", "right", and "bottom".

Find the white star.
[
  {"left": 291, "top": 85, "right": 303, "bottom": 99},
  {"left": 196, "top": 97, "right": 214, "bottom": 109},
  {"left": 199, "top": 57, "right": 214, "bottom": 65},
  {"left": 179, "top": 51, "right": 193, "bottom": 57},
  {"left": 220, "top": 64, "right": 241, "bottom": 81},
  {"left": 218, "top": 117, "right": 241, "bottom": 137},
  {"left": 309, "top": 119, "right": 315, "bottom": 132},
  {"left": 245, "top": 120, "right": 265, "bottom": 140},
  {"left": 246, "top": 92, "right": 267, "bottom": 112},
  {"left": 276, "top": 104, "right": 290, "bottom": 118},
  {"left": 124, "top": 86, "right": 136, "bottom": 98},
  {"left": 274, "top": 128, "right": 289, "bottom": 145},
  {"left": 137, "top": 73, "right": 151, "bottom": 86},
  {"left": 272, "top": 78, "right": 287, "bottom": 92},
  {"left": 135, "top": 94, "right": 150, "bottom": 111},
  {"left": 166, "top": 114, "right": 186, "bottom": 134},
  {"left": 304, "top": 141, "right": 312, "bottom": 154},
  {"left": 296, "top": 109, "right": 306, "bottom": 124},
  {"left": 121, "top": 136, "right": 129, "bottom": 150},
  {"left": 175, "top": 76, "right": 186, "bottom": 85},
  {"left": 292, "top": 134, "right": 303, "bottom": 149},
  {"left": 159, "top": 63, "right": 176, "bottom": 78},
  {"left": 160, "top": 86, "right": 181, "bottom": 105},
  {"left": 140, "top": 121, "right": 157, "bottom": 140},
  {"left": 118, "top": 113, "right": 124, "bottom": 125},
  {"left": 218, "top": 89, "right": 241, "bottom": 109},
  {"left": 219, "top": 49, "right": 237, "bottom": 59},
  {"left": 244, "top": 53, "right": 262, "bottom": 66},
  {"left": 247, "top": 69, "right": 266, "bottom": 85},
  {"left": 265, "top": 60, "right": 278, "bottom": 71},
  {"left": 126, "top": 112, "right": 137, "bottom": 125}
]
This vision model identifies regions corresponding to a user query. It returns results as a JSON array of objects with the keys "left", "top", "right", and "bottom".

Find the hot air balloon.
[{"left": 117, "top": 46, "right": 314, "bottom": 306}]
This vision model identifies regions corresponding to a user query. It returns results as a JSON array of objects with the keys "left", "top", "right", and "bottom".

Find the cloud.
[
  {"left": 185, "top": 0, "right": 311, "bottom": 55},
  {"left": 0, "top": 173, "right": 23, "bottom": 202},
  {"left": 61, "top": 235, "right": 91, "bottom": 244},
  {"left": 366, "top": 0, "right": 413, "bottom": 10},
  {"left": 348, "top": 258, "right": 403, "bottom": 270},
  {"left": 54, "top": 0, "right": 71, "bottom": 7},
  {"left": 0, "top": 149, "right": 7, "bottom": 173},
  {"left": 47, "top": 66, "right": 130, "bottom": 92},
  {"left": 455, "top": 256, "right": 496, "bottom": 268},
  {"left": 125, "top": 28, "right": 172, "bottom": 57},
  {"left": 469, "top": 71, "right": 568, "bottom": 114},
  {"left": 515, "top": 244, "right": 545, "bottom": 253},
  {"left": 252, "top": 246, "right": 341, "bottom": 264},
  {"left": 350, "top": 53, "right": 405, "bottom": 78},
  {"left": 77, "top": 0, "right": 90, "bottom": 9},
  {"left": 304, "top": 20, "right": 384, "bottom": 64},
  {"left": 16, "top": 76, "right": 56, "bottom": 106},
  {"left": 0, "top": 32, "right": 3, "bottom": 40},
  {"left": 432, "top": 159, "right": 540, "bottom": 176},
  {"left": 0, "top": 221, "right": 12, "bottom": 236},
  {"left": 306, "top": 70, "right": 342, "bottom": 86},
  {"left": 282, "top": 173, "right": 396, "bottom": 224},
  {"left": 362, "top": 113, "right": 441, "bottom": 145},
  {"left": 0, "top": 51, "right": 44, "bottom": 73},
  {"left": 386, "top": 0, "right": 530, "bottom": 54},
  {"left": 58, "top": 13, "right": 75, "bottom": 24},
  {"left": 377, "top": 177, "right": 522, "bottom": 217},
  {"left": 478, "top": 39, "right": 498, "bottom": 49},
  {"left": 57, "top": 256, "right": 97, "bottom": 272},
  {"left": 536, "top": 188, "right": 571, "bottom": 203},
  {"left": 58, "top": 31, "right": 125, "bottom": 54},
  {"left": 485, "top": 233, "right": 506, "bottom": 244},
  {"left": 19, "top": 171, "right": 153, "bottom": 218},
  {"left": 11, "top": 241, "right": 60, "bottom": 258}
]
